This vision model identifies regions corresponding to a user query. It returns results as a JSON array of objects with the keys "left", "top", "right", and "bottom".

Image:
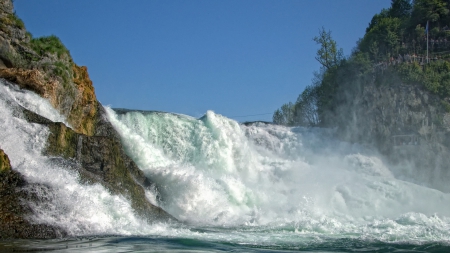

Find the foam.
[
  {"left": 105, "top": 108, "right": 450, "bottom": 242},
  {"left": 1, "top": 78, "right": 449, "bottom": 243},
  {"left": 0, "top": 80, "right": 168, "bottom": 236}
]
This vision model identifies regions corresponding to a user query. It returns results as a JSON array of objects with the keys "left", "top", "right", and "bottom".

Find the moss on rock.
[
  {"left": 70, "top": 64, "right": 98, "bottom": 136},
  {"left": 45, "top": 123, "right": 78, "bottom": 159},
  {"left": 0, "top": 148, "right": 11, "bottom": 173}
]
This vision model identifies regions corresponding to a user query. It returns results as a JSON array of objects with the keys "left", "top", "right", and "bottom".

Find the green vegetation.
[
  {"left": 45, "top": 123, "right": 78, "bottom": 159},
  {"left": 30, "top": 35, "right": 71, "bottom": 59},
  {"left": 27, "top": 35, "right": 73, "bottom": 88},
  {"left": 0, "top": 17, "right": 73, "bottom": 80},
  {"left": 313, "top": 27, "right": 344, "bottom": 70},
  {"left": 1, "top": 12, "right": 24, "bottom": 29},
  {"left": 53, "top": 61, "right": 71, "bottom": 84},
  {"left": 274, "top": 0, "right": 450, "bottom": 127},
  {"left": 10, "top": 12, "right": 24, "bottom": 29},
  {"left": 396, "top": 61, "right": 450, "bottom": 97},
  {"left": 0, "top": 12, "right": 24, "bottom": 35},
  {"left": 273, "top": 102, "right": 295, "bottom": 126}
]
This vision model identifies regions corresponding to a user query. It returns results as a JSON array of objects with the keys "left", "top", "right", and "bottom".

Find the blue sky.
[{"left": 14, "top": 0, "right": 391, "bottom": 122}]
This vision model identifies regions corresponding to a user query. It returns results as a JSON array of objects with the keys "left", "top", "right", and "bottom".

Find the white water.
[
  {"left": 0, "top": 80, "right": 174, "bottom": 236},
  {"left": 1, "top": 78, "right": 450, "bottom": 244},
  {"left": 105, "top": 108, "right": 450, "bottom": 243}
]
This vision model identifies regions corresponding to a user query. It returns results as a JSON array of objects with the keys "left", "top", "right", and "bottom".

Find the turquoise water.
[
  {"left": 0, "top": 80, "right": 450, "bottom": 251},
  {"left": 1, "top": 234, "right": 449, "bottom": 252}
]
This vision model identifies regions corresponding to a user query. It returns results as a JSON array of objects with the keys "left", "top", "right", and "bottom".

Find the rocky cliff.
[
  {"left": 335, "top": 73, "right": 450, "bottom": 192},
  {"left": 0, "top": 0, "right": 173, "bottom": 239},
  {"left": 0, "top": 0, "right": 97, "bottom": 136}
]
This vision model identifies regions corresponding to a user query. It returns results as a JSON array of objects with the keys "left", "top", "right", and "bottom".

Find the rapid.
[
  {"left": 105, "top": 108, "right": 450, "bottom": 246},
  {"left": 0, "top": 78, "right": 449, "bottom": 251}
]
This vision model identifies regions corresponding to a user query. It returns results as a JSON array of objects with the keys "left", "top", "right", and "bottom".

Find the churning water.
[{"left": 0, "top": 79, "right": 449, "bottom": 252}]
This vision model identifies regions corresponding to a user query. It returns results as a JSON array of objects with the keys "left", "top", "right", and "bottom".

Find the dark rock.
[
  {"left": 22, "top": 108, "right": 54, "bottom": 125},
  {"left": 78, "top": 135, "right": 169, "bottom": 220},
  {"left": 35, "top": 105, "right": 173, "bottom": 222},
  {"left": 0, "top": 166, "right": 66, "bottom": 239},
  {"left": 242, "top": 121, "right": 274, "bottom": 126}
]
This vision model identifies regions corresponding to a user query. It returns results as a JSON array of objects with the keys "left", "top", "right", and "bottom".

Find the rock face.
[
  {"left": 0, "top": 0, "right": 97, "bottom": 136},
  {"left": 0, "top": 65, "right": 98, "bottom": 136},
  {"left": 0, "top": 0, "right": 173, "bottom": 238},
  {"left": 336, "top": 79, "right": 450, "bottom": 192}
]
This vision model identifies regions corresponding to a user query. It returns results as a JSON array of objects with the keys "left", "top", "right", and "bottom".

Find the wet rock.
[
  {"left": 25, "top": 107, "right": 173, "bottom": 222},
  {"left": 0, "top": 156, "right": 66, "bottom": 239},
  {"left": 0, "top": 148, "right": 10, "bottom": 173}
]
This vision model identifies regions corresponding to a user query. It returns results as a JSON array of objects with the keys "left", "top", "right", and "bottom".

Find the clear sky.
[{"left": 14, "top": 0, "right": 391, "bottom": 122}]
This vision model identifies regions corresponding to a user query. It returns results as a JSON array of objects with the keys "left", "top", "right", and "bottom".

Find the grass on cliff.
[
  {"left": 0, "top": 12, "right": 24, "bottom": 31},
  {"left": 30, "top": 35, "right": 70, "bottom": 59}
]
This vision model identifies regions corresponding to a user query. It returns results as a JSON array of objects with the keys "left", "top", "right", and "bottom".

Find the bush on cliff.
[
  {"left": 30, "top": 35, "right": 71, "bottom": 59},
  {"left": 396, "top": 61, "right": 450, "bottom": 98},
  {"left": 0, "top": 12, "right": 24, "bottom": 32}
]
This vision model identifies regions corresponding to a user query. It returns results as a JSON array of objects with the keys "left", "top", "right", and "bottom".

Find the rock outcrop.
[
  {"left": 0, "top": 0, "right": 173, "bottom": 238},
  {"left": 336, "top": 77, "right": 450, "bottom": 192},
  {"left": 0, "top": 0, "right": 97, "bottom": 136},
  {"left": 32, "top": 109, "right": 170, "bottom": 221}
]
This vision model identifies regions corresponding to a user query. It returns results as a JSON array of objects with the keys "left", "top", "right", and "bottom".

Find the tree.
[
  {"left": 389, "top": 0, "right": 412, "bottom": 18},
  {"left": 360, "top": 17, "right": 402, "bottom": 59},
  {"left": 411, "top": 0, "right": 449, "bottom": 27},
  {"left": 294, "top": 84, "right": 320, "bottom": 126},
  {"left": 272, "top": 102, "right": 295, "bottom": 126},
  {"left": 313, "top": 27, "right": 344, "bottom": 70},
  {"left": 273, "top": 109, "right": 284, "bottom": 125},
  {"left": 366, "top": 9, "right": 390, "bottom": 33}
]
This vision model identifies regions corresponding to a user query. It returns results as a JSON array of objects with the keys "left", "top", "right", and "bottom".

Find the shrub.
[
  {"left": 11, "top": 13, "right": 24, "bottom": 29},
  {"left": 394, "top": 61, "right": 450, "bottom": 99},
  {"left": 30, "top": 35, "right": 70, "bottom": 59},
  {"left": 0, "top": 12, "right": 25, "bottom": 32}
]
